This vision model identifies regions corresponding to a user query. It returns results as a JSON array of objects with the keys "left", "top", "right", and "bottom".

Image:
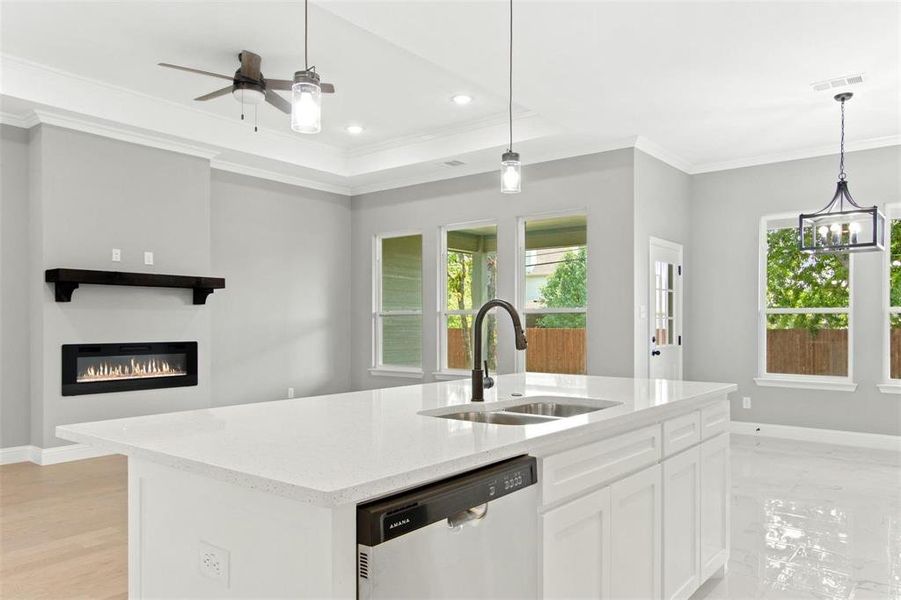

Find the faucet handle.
[{"left": 483, "top": 360, "right": 495, "bottom": 390}]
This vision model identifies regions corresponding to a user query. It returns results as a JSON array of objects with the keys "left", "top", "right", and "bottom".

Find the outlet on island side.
[
  {"left": 111, "top": 248, "right": 121, "bottom": 262},
  {"left": 742, "top": 396, "right": 751, "bottom": 410},
  {"left": 288, "top": 387, "right": 295, "bottom": 399},
  {"left": 199, "top": 541, "right": 229, "bottom": 587},
  {"left": 144, "top": 251, "right": 154, "bottom": 266}
]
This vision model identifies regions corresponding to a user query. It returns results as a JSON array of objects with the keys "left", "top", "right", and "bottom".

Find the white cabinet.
[
  {"left": 610, "top": 464, "right": 662, "bottom": 600},
  {"left": 663, "top": 447, "right": 701, "bottom": 600},
  {"left": 700, "top": 433, "right": 730, "bottom": 580},
  {"left": 541, "top": 487, "right": 611, "bottom": 599}
]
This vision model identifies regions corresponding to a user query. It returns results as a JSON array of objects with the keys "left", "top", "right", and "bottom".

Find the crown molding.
[
  {"left": 211, "top": 159, "right": 352, "bottom": 196},
  {"left": 0, "top": 110, "right": 40, "bottom": 129},
  {"left": 32, "top": 108, "right": 219, "bottom": 159},
  {"left": 633, "top": 136, "right": 693, "bottom": 174},
  {"left": 691, "top": 135, "right": 901, "bottom": 175}
]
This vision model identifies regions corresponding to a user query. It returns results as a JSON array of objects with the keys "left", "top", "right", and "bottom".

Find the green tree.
[
  {"left": 536, "top": 247, "right": 587, "bottom": 328},
  {"left": 766, "top": 228, "right": 848, "bottom": 331}
]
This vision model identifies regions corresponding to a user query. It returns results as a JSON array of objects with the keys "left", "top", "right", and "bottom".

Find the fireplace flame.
[{"left": 77, "top": 357, "right": 186, "bottom": 382}]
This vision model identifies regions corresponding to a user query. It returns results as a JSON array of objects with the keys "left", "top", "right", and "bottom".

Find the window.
[
  {"left": 886, "top": 215, "right": 901, "bottom": 381},
  {"left": 521, "top": 215, "right": 588, "bottom": 374},
  {"left": 374, "top": 234, "right": 422, "bottom": 372},
  {"left": 439, "top": 225, "right": 498, "bottom": 372},
  {"left": 759, "top": 218, "right": 851, "bottom": 381}
]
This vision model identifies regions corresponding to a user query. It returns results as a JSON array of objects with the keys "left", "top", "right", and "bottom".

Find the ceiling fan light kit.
[{"left": 798, "top": 92, "right": 885, "bottom": 253}]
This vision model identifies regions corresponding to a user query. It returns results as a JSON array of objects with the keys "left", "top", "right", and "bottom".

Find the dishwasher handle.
[{"left": 447, "top": 503, "right": 488, "bottom": 529}]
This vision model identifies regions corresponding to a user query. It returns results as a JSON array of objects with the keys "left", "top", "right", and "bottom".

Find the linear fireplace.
[{"left": 62, "top": 342, "right": 197, "bottom": 396}]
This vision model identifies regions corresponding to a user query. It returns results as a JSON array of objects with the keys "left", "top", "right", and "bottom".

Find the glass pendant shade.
[
  {"left": 500, "top": 151, "right": 521, "bottom": 194},
  {"left": 799, "top": 181, "right": 885, "bottom": 253},
  {"left": 291, "top": 77, "right": 321, "bottom": 134}
]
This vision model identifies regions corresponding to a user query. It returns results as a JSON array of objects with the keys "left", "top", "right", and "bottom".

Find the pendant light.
[
  {"left": 799, "top": 93, "right": 885, "bottom": 253},
  {"left": 291, "top": 0, "right": 336, "bottom": 134},
  {"left": 500, "top": 0, "right": 521, "bottom": 194}
]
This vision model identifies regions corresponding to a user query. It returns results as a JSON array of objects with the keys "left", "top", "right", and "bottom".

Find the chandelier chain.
[{"left": 838, "top": 97, "right": 846, "bottom": 181}]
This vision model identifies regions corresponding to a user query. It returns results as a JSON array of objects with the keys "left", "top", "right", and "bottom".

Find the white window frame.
[
  {"left": 879, "top": 203, "right": 901, "bottom": 393},
  {"left": 435, "top": 220, "right": 498, "bottom": 378},
  {"left": 754, "top": 212, "right": 857, "bottom": 392},
  {"left": 370, "top": 230, "right": 424, "bottom": 379},
  {"left": 515, "top": 210, "right": 589, "bottom": 374}
]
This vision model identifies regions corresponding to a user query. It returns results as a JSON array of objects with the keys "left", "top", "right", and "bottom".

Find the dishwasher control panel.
[{"left": 357, "top": 455, "right": 537, "bottom": 546}]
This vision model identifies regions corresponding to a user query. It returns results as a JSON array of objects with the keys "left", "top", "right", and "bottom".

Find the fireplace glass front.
[{"left": 62, "top": 342, "right": 197, "bottom": 396}]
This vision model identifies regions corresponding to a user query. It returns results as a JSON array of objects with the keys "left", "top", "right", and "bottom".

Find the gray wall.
[
  {"left": 633, "top": 150, "right": 692, "bottom": 379},
  {"left": 350, "top": 149, "right": 636, "bottom": 391},
  {"left": 0, "top": 125, "right": 31, "bottom": 447},
  {"left": 0, "top": 124, "right": 355, "bottom": 449},
  {"left": 32, "top": 125, "right": 213, "bottom": 447},
  {"left": 210, "top": 170, "right": 352, "bottom": 406},
  {"left": 687, "top": 145, "right": 901, "bottom": 436}
]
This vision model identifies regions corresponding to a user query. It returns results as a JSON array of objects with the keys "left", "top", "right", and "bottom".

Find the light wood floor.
[{"left": 0, "top": 456, "right": 127, "bottom": 600}]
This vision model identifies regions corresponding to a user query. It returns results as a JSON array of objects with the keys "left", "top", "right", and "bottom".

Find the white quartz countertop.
[{"left": 57, "top": 373, "right": 736, "bottom": 507}]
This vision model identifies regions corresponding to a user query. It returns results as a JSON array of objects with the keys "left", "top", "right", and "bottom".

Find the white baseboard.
[
  {"left": 731, "top": 421, "right": 901, "bottom": 452},
  {"left": 0, "top": 444, "right": 113, "bottom": 465},
  {"left": 0, "top": 445, "right": 40, "bottom": 465}
]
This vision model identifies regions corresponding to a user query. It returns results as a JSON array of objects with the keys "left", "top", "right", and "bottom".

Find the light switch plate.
[
  {"left": 144, "top": 251, "right": 154, "bottom": 265},
  {"left": 112, "top": 248, "right": 121, "bottom": 262}
]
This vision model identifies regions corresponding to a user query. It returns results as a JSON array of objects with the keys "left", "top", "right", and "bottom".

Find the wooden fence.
[
  {"left": 448, "top": 328, "right": 586, "bottom": 374},
  {"left": 766, "top": 329, "right": 848, "bottom": 377}
]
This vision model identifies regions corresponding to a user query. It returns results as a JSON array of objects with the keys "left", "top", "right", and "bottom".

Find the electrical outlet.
[
  {"left": 742, "top": 396, "right": 751, "bottom": 410},
  {"left": 287, "top": 387, "right": 295, "bottom": 399},
  {"left": 111, "top": 248, "right": 121, "bottom": 262},
  {"left": 144, "top": 251, "right": 154, "bottom": 265},
  {"left": 199, "top": 542, "right": 229, "bottom": 586}
]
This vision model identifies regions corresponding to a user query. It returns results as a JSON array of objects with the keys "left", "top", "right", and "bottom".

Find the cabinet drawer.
[
  {"left": 700, "top": 400, "right": 730, "bottom": 440},
  {"left": 663, "top": 412, "right": 701, "bottom": 457},
  {"left": 541, "top": 425, "right": 661, "bottom": 505}
]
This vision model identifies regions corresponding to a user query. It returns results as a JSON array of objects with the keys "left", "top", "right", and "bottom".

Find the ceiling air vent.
[
  {"left": 811, "top": 74, "right": 864, "bottom": 92},
  {"left": 444, "top": 160, "right": 466, "bottom": 167}
]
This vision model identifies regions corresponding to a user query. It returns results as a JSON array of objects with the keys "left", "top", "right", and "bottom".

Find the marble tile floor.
[{"left": 692, "top": 434, "right": 901, "bottom": 600}]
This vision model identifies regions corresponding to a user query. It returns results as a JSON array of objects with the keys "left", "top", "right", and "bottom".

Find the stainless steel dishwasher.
[{"left": 356, "top": 455, "right": 539, "bottom": 599}]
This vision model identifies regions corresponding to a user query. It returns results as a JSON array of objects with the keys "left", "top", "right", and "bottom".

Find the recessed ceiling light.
[
  {"left": 346, "top": 125, "right": 364, "bottom": 135},
  {"left": 452, "top": 94, "right": 473, "bottom": 105}
]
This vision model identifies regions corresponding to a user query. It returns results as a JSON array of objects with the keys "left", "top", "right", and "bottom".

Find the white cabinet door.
[
  {"left": 663, "top": 447, "right": 701, "bottom": 600},
  {"left": 610, "top": 464, "right": 662, "bottom": 599},
  {"left": 700, "top": 433, "right": 730, "bottom": 581},
  {"left": 542, "top": 487, "right": 611, "bottom": 599}
]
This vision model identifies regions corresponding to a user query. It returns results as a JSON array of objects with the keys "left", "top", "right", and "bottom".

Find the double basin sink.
[{"left": 432, "top": 396, "right": 622, "bottom": 426}]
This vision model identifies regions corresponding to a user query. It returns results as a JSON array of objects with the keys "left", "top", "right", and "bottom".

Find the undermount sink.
[
  {"left": 431, "top": 396, "right": 623, "bottom": 425},
  {"left": 433, "top": 411, "right": 553, "bottom": 426},
  {"left": 505, "top": 398, "right": 621, "bottom": 418}
]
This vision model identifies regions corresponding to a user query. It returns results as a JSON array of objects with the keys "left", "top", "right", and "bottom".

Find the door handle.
[
  {"left": 447, "top": 503, "right": 488, "bottom": 529},
  {"left": 651, "top": 350, "right": 661, "bottom": 356}
]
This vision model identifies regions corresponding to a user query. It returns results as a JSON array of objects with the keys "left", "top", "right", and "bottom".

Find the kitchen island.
[{"left": 57, "top": 373, "right": 736, "bottom": 599}]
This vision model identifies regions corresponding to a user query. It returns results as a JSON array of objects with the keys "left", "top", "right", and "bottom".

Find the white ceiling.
[{"left": 1, "top": 1, "right": 898, "bottom": 195}]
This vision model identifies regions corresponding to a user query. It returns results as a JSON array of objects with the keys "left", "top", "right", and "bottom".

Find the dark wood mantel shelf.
[{"left": 45, "top": 268, "right": 226, "bottom": 305}]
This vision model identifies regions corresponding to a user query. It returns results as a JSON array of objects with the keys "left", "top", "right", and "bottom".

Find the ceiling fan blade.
[
  {"left": 265, "top": 90, "right": 291, "bottom": 114},
  {"left": 158, "top": 63, "right": 233, "bottom": 82},
  {"left": 266, "top": 79, "right": 294, "bottom": 91},
  {"left": 320, "top": 83, "right": 336, "bottom": 94},
  {"left": 238, "top": 50, "right": 262, "bottom": 80},
  {"left": 194, "top": 86, "right": 233, "bottom": 101}
]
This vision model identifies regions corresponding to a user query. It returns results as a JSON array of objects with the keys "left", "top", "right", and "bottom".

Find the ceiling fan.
[
  {"left": 159, "top": 50, "right": 295, "bottom": 117},
  {"left": 158, "top": 0, "right": 335, "bottom": 135}
]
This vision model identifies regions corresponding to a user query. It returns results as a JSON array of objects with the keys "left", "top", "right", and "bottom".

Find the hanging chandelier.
[
  {"left": 500, "top": 0, "right": 521, "bottom": 194},
  {"left": 799, "top": 93, "right": 884, "bottom": 253}
]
